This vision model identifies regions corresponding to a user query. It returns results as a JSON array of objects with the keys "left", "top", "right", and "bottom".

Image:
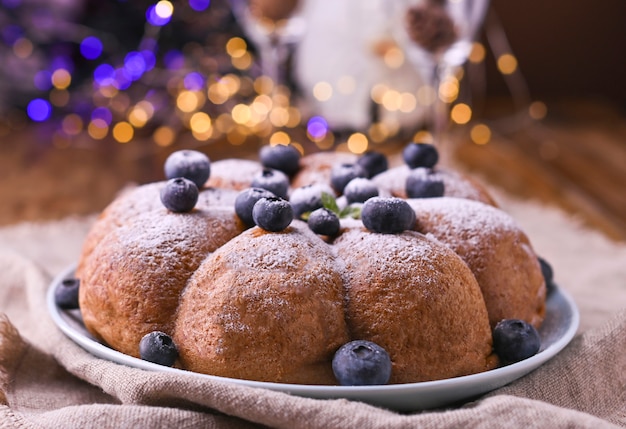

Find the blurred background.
[{"left": 1, "top": 0, "right": 624, "bottom": 240}]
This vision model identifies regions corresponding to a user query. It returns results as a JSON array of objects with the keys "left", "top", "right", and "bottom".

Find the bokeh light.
[
  {"left": 26, "top": 99, "right": 52, "bottom": 122},
  {"left": 147, "top": 1, "right": 173, "bottom": 26},
  {"left": 80, "top": 36, "right": 103, "bottom": 60},
  {"left": 189, "top": 0, "right": 210, "bottom": 11}
]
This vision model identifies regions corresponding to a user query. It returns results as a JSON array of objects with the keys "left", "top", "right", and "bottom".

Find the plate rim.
[{"left": 47, "top": 263, "right": 580, "bottom": 410}]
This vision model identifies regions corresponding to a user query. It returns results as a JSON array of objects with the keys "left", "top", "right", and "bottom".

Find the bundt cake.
[{"left": 68, "top": 141, "right": 548, "bottom": 386}]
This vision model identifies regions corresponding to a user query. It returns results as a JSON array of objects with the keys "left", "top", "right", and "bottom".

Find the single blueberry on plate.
[
  {"left": 160, "top": 177, "right": 199, "bottom": 212},
  {"left": 251, "top": 168, "right": 290, "bottom": 199},
  {"left": 308, "top": 207, "right": 340, "bottom": 236},
  {"left": 164, "top": 150, "right": 211, "bottom": 188},
  {"left": 332, "top": 340, "right": 392, "bottom": 386},
  {"left": 252, "top": 197, "right": 294, "bottom": 232},
  {"left": 402, "top": 142, "right": 439, "bottom": 169},
  {"left": 344, "top": 177, "right": 379, "bottom": 204},
  {"left": 357, "top": 151, "right": 388, "bottom": 178},
  {"left": 290, "top": 183, "right": 335, "bottom": 219},
  {"left": 361, "top": 197, "right": 416, "bottom": 234},
  {"left": 493, "top": 319, "right": 541, "bottom": 365},
  {"left": 538, "top": 257, "right": 556, "bottom": 293},
  {"left": 235, "top": 187, "right": 277, "bottom": 227},
  {"left": 330, "top": 163, "right": 368, "bottom": 194},
  {"left": 405, "top": 168, "right": 445, "bottom": 198},
  {"left": 259, "top": 144, "right": 301, "bottom": 176},
  {"left": 55, "top": 278, "right": 80, "bottom": 309},
  {"left": 139, "top": 331, "right": 178, "bottom": 367}
]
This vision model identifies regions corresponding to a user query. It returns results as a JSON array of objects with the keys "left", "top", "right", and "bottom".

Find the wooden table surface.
[{"left": 1, "top": 98, "right": 624, "bottom": 242}]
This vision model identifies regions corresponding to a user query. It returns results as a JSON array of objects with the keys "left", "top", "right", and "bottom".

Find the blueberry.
[
  {"left": 493, "top": 319, "right": 541, "bottom": 365},
  {"left": 330, "top": 163, "right": 368, "bottom": 194},
  {"left": 235, "top": 187, "right": 277, "bottom": 227},
  {"left": 251, "top": 168, "right": 290, "bottom": 199},
  {"left": 160, "top": 178, "right": 199, "bottom": 212},
  {"left": 55, "top": 278, "right": 80, "bottom": 309},
  {"left": 405, "top": 168, "right": 445, "bottom": 198},
  {"left": 361, "top": 197, "right": 416, "bottom": 234},
  {"left": 538, "top": 257, "right": 556, "bottom": 293},
  {"left": 252, "top": 197, "right": 293, "bottom": 232},
  {"left": 259, "top": 144, "right": 301, "bottom": 176},
  {"left": 344, "top": 177, "right": 379, "bottom": 204},
  {"left": 357, "top": 151, "right": 388, "bottom": 178},
  {"left": 164, "top": 150, "right": 211, "bottom": 188},
  {"left": 308, "top": 208, "right": 340, "bottom": 236},
  {"left": 402, "top": 142, "right": 439, "bottom": 169},
  {"left": 290, "top": 184, "right": 335, "bottom": 219},
  {"left": 332, "top": 340, "right": 392, "bottom": 386},
  {"left": 139, "top": 331, "right": 178, "bottom": 367}
]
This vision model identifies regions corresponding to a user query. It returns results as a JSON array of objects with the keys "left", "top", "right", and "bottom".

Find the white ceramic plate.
[{"left": 48, "top": 263, "right": 579, "bottom": 411}]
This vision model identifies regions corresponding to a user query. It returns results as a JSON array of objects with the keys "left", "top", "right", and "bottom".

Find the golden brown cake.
[
  {"left": 408, "top": 197, "right": 546, "bottom": 328},
  {"left": 334, "top": 225, "right": 498, "bottom": 383},
  {"left": 75, "top": 146, "right": 547, "bottom": 385},
  {"left": 174, "top": 221, "right": 348, "bottom": 384}
]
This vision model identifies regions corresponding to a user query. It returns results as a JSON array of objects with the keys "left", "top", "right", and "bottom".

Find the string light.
[{"left": 1, "top": 1, "right": 542, "bottom": 156}]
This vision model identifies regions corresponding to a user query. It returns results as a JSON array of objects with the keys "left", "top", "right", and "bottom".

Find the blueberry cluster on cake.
[{"left": 58, "top": 142, "right": 550, "bottom": 386}]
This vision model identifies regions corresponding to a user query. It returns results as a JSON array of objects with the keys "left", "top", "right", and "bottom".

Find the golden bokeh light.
[
  {"left": 269, "top": 131, "right": 291, "bottom": 145},
  {"left": 470, "top": 123, "right": 491, "bottom": 145},
  {"left": 468, "top": 42, "right": 486, "bottom": 63},
  {"left": 13, "top": 38, "right": 33, "bottom": 59},
  {"left": 61, "top": 114, "right": 83, "bottom": 135},
  {"left": 439, "top": 76, "right": 459, "bottom": 103},
  {"left": 269, "top": 107, "right": 289, "bottom": 127},
  {"left": 313, "top": 81, "right": 333, "bottom": 102},
  {"left": 451, "top": 103, "right": 472, "bottom": 124},
  {"left": 497, "top": 53, "right": 518, "bottom": 75},
  {"left": 176, "top": 90, "right": 203, "bottom": 113},
  {"left": 112, "top": 121, "right": 134, "bottom": 143},
  {"left": 347, "top": 132, "right": 369, "bottom": 154},
  {"left": 413, "top": 130, "right": 433, "bottom": 144},
  {"left": 153, "top": 126, "right": 176, "bottom": 147},
  {"left": 383, "top": 46, "right": 404, "bottom": 69},
  {"left": 51, "top": 69, "right": 72, "bottom": 90},
  {"left": 231, "top": 51, "right": 253, "bottom": 70},
  {"left": 399, "top": 92, "right": 417, "bottom": 113},
  {"left": 368, "top": 122, "right": 390, "bottom": 144},
  {"left": 225, "top": 37, "right": 247, "bottom": 58},
  {"left": 231, "top": 103, "right": 252, "bottom": 124},
  {"left": 189, "top": 112, "right": 212, "bottom": 134},
  {"left": 529, "top": 101, "right": 548, "bottom": 120},
  {"left": 128, "top": 107, "right": 149, "bottom": 128},
  {"left": 208, "top": 82, "right": 230, "bottom": 104},
  {"left": 87, "top": 119, "right": 108, "bottom": 140},
  {"left": 382, "top": 89, "right": 401, "bottom": 112}
]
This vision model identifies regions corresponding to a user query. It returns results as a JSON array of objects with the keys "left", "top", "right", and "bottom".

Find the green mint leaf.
[
  {"left": 321, "top": 192, "right": 340, "bottom": 215},
  {"left": 340, "top": 205, "right": 362, "bottom": 219}
]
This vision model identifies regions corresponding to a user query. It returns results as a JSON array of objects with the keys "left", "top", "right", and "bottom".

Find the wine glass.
[
  {"left": 229, "top": 0, "right": 307, "bottom": 96},
  {"left": 391, "top": 0, "right": 490, "bottom": 146}
]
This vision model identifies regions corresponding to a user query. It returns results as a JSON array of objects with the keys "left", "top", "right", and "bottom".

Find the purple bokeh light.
[
  {"left": 307, "top": 116, "right": 329, "bottom": 140},
  {"left": 189, "top": 0, "right": 210, "bottom": 11},
  {"left": 27, "top": 99, "right": 52, "bottom": 122},
  {"left": 146, "top": 4, "right": 172, "bottom": 26},
  {"left": 80, "top": 36, "right": 103, "bottom": 60},
  {"left": 184, "top": 72, "right": 204, "bottom": 91},
  {"left": 33, "top": 70, "right": 52, "bottom": 91},
  {"left": 91, "top": 107, "right": 113, "bottom": 125}
]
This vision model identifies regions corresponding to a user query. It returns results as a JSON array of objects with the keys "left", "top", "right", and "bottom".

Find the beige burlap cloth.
[{"left": 1, "top": 193, "right": 625, "bottom": 428}]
